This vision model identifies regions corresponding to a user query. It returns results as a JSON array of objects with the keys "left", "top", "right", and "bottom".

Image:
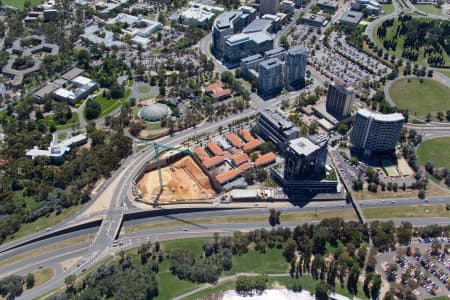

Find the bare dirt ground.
[{"left": 137, "top": 156, "right": 216, "bottom": 204}]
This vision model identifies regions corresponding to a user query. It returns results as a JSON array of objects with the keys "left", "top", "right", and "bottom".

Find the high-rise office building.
[
  {"left": 260, "top": 0, "right": 279, "bottom": 16},
  {"left": 350, "top": 109, "right": 404, "bottom": 153},
  {"left": 326, "top": 82, "right": 354, "bottom": 119},
  {"left": 284, "top": 134, "right": 329, "bottom": 180},
  {"left": 258, "top": 58, "right": 283, "bottom": 97},
  {"left": 285, "top": 45, "right": 308, "bottom": 88}
]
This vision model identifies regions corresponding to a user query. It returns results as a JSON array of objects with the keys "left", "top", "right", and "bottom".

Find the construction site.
[{"left": 134, "top": 146, "right": 219, "bottom": 205}]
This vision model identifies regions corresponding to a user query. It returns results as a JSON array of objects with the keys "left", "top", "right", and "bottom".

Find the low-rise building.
[
  {"left": 300, "top": 13, "right": 328, "bottom": 27},
  {"left": 339, "top": 10, "right": 364, "bottom": 25},
  {"left": 257, "top": 108, "right": 300, "bottom": 146},
  {"left": 317, "top": 1, "right": 339, "bottom": 12},
  {"left": 280, "top": 0, "right": 296, "bottom": 13},
  {"left": 180, "top": 7, "right": 215, "bottom": 26},
  {"left": 205, "top": 82, "right": 232, "bottom": 101},
  {"left": 26, "top": 134, "right": 87, "bottom": 163},
  {"left": 53, "top": 76, "right": 98, "bottom": 105},
  {"left": 107, "top": 13, "right": 162, "bottom": 37}
]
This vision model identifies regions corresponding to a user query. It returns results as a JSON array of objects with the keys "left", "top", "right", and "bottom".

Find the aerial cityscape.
[{"left": 0, "top": 0, "right": 448, "bottom": 299}]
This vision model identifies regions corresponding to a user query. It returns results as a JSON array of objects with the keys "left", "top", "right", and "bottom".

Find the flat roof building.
[
  {"left": 180, "top": 7, "right": 215, "bottom": 26},
  {"left": 53, "top": 75, "right": 98, "bottom": 105},
  {"left": 350, "top": 109, "right": 404, "bottom": 153},
  {"left": 257, "top": 108, "right": 300, "bottom": 146},
  {"left": 339, "top": 10, "right": 364, "bottom": 25},
  {"left": 26, "top": 134, "right": 87, "bottom": 163},
  {"left": 280, "top": 0, "right": 296, "bottom": 13},
  {"left": 301, "top": 13, "right": 328, "bottom": 27},
  {"left": 107, "top": 13, "right": 162, "bottom": 37},
  {"left": 318, "top": 1, "right": 339, "bottom": 12}
]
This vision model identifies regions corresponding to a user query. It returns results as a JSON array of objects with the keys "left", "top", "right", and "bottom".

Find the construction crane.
[{"left": 139, "top": 142, "right": 194, "bottom": 202}]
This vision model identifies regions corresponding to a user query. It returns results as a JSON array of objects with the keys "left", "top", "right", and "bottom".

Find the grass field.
[
  {"left": 417, "top": 137, "right": 450, "bottom": 169},
  {"left": 414, "top": 4, "right": 446, "bottom": 17},
  {"left": 32, "top": 268, "right": 54, "bottom": 288},
  {"left": 224, "top": 245, "right": 290, "bottom": 275},
  {"left": 381, "top": 4, "right": 395, "bottom": 15},
  {"left": 138, "top": 85, "right": 151, "bottom": 93},
  {"left": 1, "top": 205, "right": 82, "bottom": 245},
  {"left": 2, "top": 0, "right": 41, "bottom": 9},
  {"left": 89, "top": 89, "right": 131, "bottom": 120},
  {"left": 389, "top": 78, "right": 450, "bottom": 120},
  {"left": 363, "top": 204, "right": 450, "bottom": 219}
]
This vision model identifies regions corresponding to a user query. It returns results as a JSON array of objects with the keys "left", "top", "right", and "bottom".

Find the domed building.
[{"left": 138, "top": 103, "right": 170, "bottom": 122}]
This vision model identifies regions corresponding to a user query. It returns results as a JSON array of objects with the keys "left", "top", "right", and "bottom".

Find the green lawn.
[
  {"left": 89, "top": 89, "right": 131, "bottom": 120},
  {"left": 414, "top": 4, "right": 446, "bottom": 17},
  {"left": 388, "top": 78, "right": 450, "bottom": 120},
  {"left": 145, "top": 122, "right": 162, "bottom": 131},
  {"left": 41, "top": 112, "right": 79, "bottom": 130},
  {"left": 162, "top": 237, "right": 210, "bottom": 257},
  {"left": 417, "top": 137, "right": 450, "bottom": 169},
  {"left": 1, "top": 205, "right": 82, "bottom": 245},
  {"left": 2, "top": 0, "right": 41, "bottom": 9},
  {"left": 381, "top": 4, "right": 395, "bottom": 15},
  {"left": 155, "top": 260, "right": 201, "bottom": 300},
  {"left": 225, "top": 245, "right": 290, "bottom": 275},
  {"left": 138, "top": 85, "right": 151, "bottom": 93},
  {"left": 363, "top": 204, "right": 450, "bottom": 219}
]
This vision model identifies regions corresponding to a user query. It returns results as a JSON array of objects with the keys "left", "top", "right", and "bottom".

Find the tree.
[
  {"left": 283, "top": 240, "right": 297, "bottom": 262},
  {"left": 85, "top": 100, "right": 101, "bottom": 120},
  {"left": 268, "top": 208, "right": 281, "bottom": 226},
  {"left": 64, "top": 274, "right": 76, "bottom": 292},
  {"left": 25, "top": 273, "right": 35, "bottom": 289},
  {"left": 386, "top": 264, "right": 398, "bottom": 282},
  {"left": 315, "top": 281, "right": 330, "bottom": 300},
  {"left": 280, "top": 35, "right": 290, "bottom": 49},
  {"left": 397, "top": 221, "right": 413, "bottom": 245},
  {"left": 418, "top": 189, "right": 425, "bottom": 199},
  {"left": 431, "top": 242, "right": 442, "bottom": 255}
]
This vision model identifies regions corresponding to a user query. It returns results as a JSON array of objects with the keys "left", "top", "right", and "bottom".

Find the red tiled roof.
[
  {"left": 202, "top": 156, "right": 225, "bottom": 169},
  {"left": 239, "top": 129, "right": 256, "bottom": 142},
  {"left": 230, "top": 152, "right": 249, "bottom": 166},
  {"left": 254, "top": 152, "right": 276, "bottom": 167},
  {"left": 193, "top": 147, "right": 210, "bottom": 161},
  {"left": 238, "top": 161, "right": 254, "bottom": 172},
  {"left": 243, "top": 139, "right": 262, "bottom": 152},
  {"left": 205, "top": 82, "right": 231, "bottom": 99},
  {"left": 207, "top": 141, "right": 223, "bottom": 156},
  {"left": 226, "top": 133, "right": 244, "bottom": 148},
  {"left": 216, "top": 168, "right": 242, "bottom": 184}
]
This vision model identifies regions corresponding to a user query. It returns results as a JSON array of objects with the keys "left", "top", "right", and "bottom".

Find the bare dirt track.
[{"left": 137, "top": 156, "right": 215, "bottom": 204}]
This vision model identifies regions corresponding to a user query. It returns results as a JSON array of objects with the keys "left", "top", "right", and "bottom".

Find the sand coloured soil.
[{"left": 137, "top": 156, "right": 215, "bottom": 203}]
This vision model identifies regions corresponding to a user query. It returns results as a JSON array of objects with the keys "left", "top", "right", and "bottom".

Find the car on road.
[{"left": 391, "top": 200, "right": 396, "bottom": 203}]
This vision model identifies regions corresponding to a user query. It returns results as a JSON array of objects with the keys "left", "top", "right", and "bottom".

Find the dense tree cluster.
[
  {"left": 54, "top": 244, "right": 161, "bottom": 300},
  {"left": 235, "top": 275, "right": 269, "bottom": 296},
  {"left": 0, "top": 123, "right": 132, "bottom": 242},
  {"left": 376, "top": 15, "right": 449, "bottom": 66}
]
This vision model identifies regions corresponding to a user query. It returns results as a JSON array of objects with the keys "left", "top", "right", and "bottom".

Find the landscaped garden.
[
  {"left": 388, "top": 78, "right": 450, "bottom": 121},
  {"left": 373, "top": 15, "right": 450, "bottom": 67}
]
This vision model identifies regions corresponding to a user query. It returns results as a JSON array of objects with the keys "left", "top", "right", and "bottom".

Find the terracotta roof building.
[
  {"left": 226, "top": 133, "right": 244, "bottom": 148},
  {"left": 207, "top": 141, "right": 224, "bottom": 156},
  {"left": 216, "top": 168, "right": 242, "bottom": 184},
  {"left": 254, "top": 152, "right": 276, "bottom": 167},
  {"left": 230, "top": 152, "right": 249, "bottom": 166},
  {"left": 205, "top": 81, "right": 232, "bottom": 101},
  {"left": 239, "top": 128, "right": 256, "bottom": 142},
  {"left": 243, "top": 139, "right": 262, "bottom": 151},
  {"left": 238, "top": 161, "right": 254, "bottom": 172},
  {"left": 203, "top": 156, "right": 225, "bottom": 169},
  {"left": 193, "top": 147, "right": 210, "bottom": 161}
]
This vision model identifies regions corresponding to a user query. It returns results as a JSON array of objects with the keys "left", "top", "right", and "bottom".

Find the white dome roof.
[{"left": 139, "top": 103, "right": 170, "bottom": 122}]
